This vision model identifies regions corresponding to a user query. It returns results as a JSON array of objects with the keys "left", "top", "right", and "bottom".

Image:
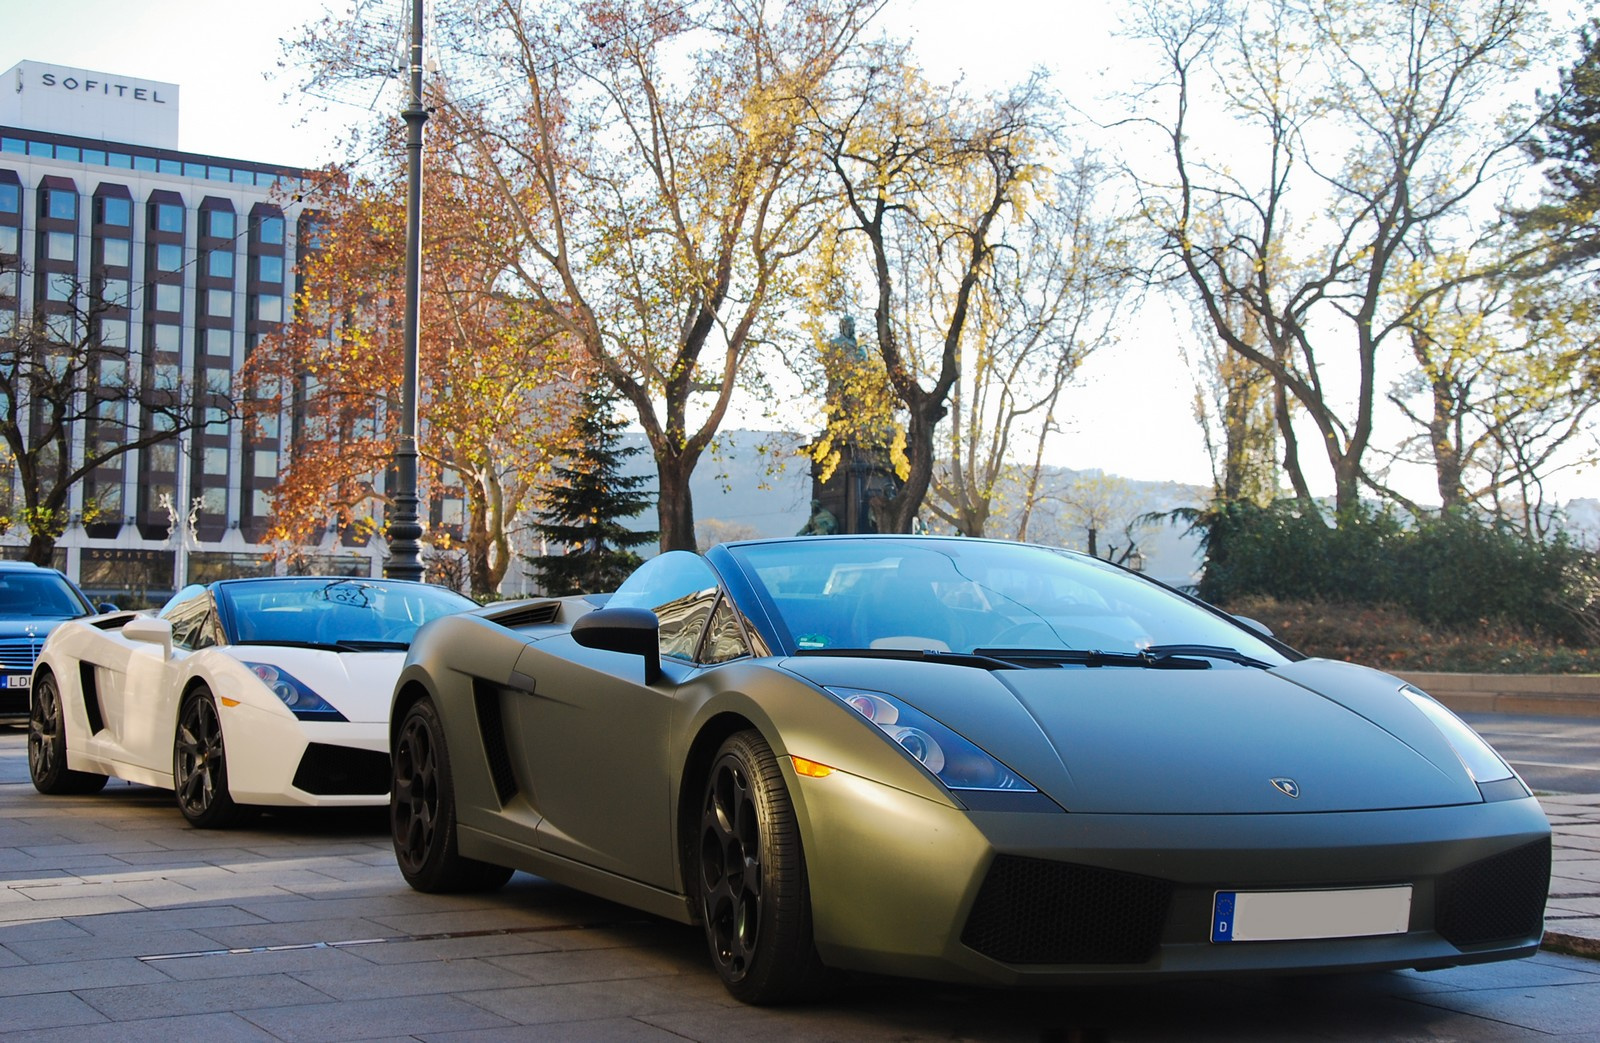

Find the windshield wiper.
[
  {"left": 1142, "top": 644, "right": 1275, "bottom": 669},
  {"left": 792, "top": 647, "right": 1019, "bottom": 670},
  {"left": 970, "top": 647, "right": 1212, "bottom": 670},
  {"left": 231, "top": 639, "right": 345, "bottom": 652}
]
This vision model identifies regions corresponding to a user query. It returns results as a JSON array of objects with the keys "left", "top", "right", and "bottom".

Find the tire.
[
  {"left": 390, "top": 697, "right": 514, "bottom": 893},
  {"left": 173, "top": 686, "right": 253, "bottom": 829},
  {"left": 697, "top": 729, "right": 828, "bottom": 1004},
  {"left": 27, "top": 673, "right": 108, "bottom": 795}
]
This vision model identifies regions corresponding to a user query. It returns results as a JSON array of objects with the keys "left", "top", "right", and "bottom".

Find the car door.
[
  {"left": 503, "top": 552, "right": 723, "bottom": 888},
  {"left": 117, "top": 589, "right": 214, "bottom": 774}
]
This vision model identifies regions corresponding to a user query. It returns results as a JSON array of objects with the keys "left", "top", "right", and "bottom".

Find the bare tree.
[
  {"left": 1125, "top": 0, "right": 1553, "bottom": 514},
  {"left": 0, "top": 274, "right": 224, "bottom": 564}
]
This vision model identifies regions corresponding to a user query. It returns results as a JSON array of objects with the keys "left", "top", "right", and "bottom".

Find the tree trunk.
[{"left": 654, "top": 453, "right": 698, "bottom": 552}]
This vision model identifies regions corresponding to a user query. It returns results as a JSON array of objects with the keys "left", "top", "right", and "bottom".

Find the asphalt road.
[{"left": 1462, "top": 712, "right": 1600, "bottom": 794}]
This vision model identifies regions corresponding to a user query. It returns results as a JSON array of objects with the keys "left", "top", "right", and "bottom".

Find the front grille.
[
  {"left": 291, "top": 743, "right": 391, "bottom": 796},
  {"left": 1436, "top": 837, "right": 1551, "bottom": 948},
  {"left": 0, "top": 637, "right": 42, "bottom": 671},
  {"left": 961, "top": 855, "right": 1173, "bottom": 965},
  {"left": 0, "top": 687, "right": 26, "bottom": 717}
]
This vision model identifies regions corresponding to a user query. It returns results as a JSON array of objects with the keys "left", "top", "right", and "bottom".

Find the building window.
[
  {"left": 253, "top": 449, "right": 279, "bottom": 477},
  {"left": 207, "top": 288, "right": 232, "bottom": 318},
  {"left": 101, "top": 237, "right": 130, "bottom": 267},
  {"left": 152, "top": 361, "right": 180, "bottom": 390},
  {"left": 147, "top": 443, "right": 177, "bottom": 471},
  {"left": 153, "top": 283, "right": 181, "bottom": 313},
  {"left": 98, "top": 196, "right": 131, "bottom": 226},
  {"left": 0, "top": 309, "right": 16, "bottom": 337},
  {"left": 0, "top": 184, "right": 19, "bottom": 214},
  {"left": 254, "top": 294, "right": 282, "bottom": 322},
  {"left": 48, "top": 189, "right": 76, "bottom": 220},
  {"left": 200, "top": 488, "right": 227, "bottom": 516},
  {"left": 155, "top": 243, "right": 183, "bottom": 272},
  {"left": 0, "top": 226, "right": 17, "bottom": 256},
  {"left": 255, "top": 254, "right": 284, "bottom": 283},
  {"left": 155, "top": 203, "right": 184, "bottom": 233},
  {"left": 45, "top": 272, "right": 76, "bottom": 301},
  {"left": 208, "top": 210, "right": 235, "bottom": 239},
  {"left": 204, "top": 366, "right": 231, "bottom": 393},
  {"left": 0, "top": 270, "right": 16, "bottom": 298},
  {"left": 205, "top": 328, "right": 231, "bottom": 354},
  {"left": 99, "top": 320, "right": 128, "bottom": 349},
  {"left": 207, "top": 249, "right": 233, "bottom": 278},
  {"left": 150, "top": 323, "right": 181, "bottom": 352},
  {"left": 203, "top": 447, "right": 229, "bottom": 475},
  {"left": 101, "top": 278, "right": 131, "bottom": 309},
  {"left": 46, "top": 231, "right": 75, "bottom": 261},
  {"left": 252, "top": 489, "right": 273, "bottom": 515}
]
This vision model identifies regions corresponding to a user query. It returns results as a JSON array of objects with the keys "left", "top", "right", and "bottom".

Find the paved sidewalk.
[
  {"left": 4, "top": 730, "right": 1600, "bottom": 1041},
  {"left": 1543, "top": 792, "right": 1600, "bottom": 957}
]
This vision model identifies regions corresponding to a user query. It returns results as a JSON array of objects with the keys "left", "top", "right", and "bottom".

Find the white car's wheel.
[
  {"left": 28, "top": 672, "right": 108, "bottom": 795},
  {"left": 173, "top": 686, "right": 254, "bottom": 829}
]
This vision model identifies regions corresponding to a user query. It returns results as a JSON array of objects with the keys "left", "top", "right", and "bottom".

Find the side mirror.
[
  {"left": 1232, "top": 614, "right": 1274, "bottom": 639},
  {"left": 571, "top": 606, "right": 662, "bottom": 684},
  {"left": 122, "top": 616, "right": 174, "bottom": 660},
  {"left": 96, "top": 602, "right": 119, "bottom": 614}
]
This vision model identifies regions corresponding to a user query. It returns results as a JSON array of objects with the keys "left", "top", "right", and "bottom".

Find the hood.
[
  {"left": 0, "top": 616, "right": 77, "bottom": 641},
  {"left": 782, "top": 655, "right": 1483, "bottom": 814},
  {"left": 227, "top": 646, "right": 404, "bottom": 723}
]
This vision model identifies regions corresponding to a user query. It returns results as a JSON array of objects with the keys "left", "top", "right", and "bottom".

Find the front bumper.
[
  {"left": 222, "top": 702, "right": 390, "bottom": 807},
  {"left": 793, "top": 769, "right": 1550, "bottom": 986}
]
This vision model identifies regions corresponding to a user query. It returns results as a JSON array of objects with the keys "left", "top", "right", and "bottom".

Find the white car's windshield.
[
  {"left": 216, "top": 578, "right": 476, "bottom": 646},
  {"left": 729, "top": 539, "right": 1289, "bottom": 666}
]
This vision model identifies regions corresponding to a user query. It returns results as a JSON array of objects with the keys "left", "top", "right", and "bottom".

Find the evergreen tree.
[
  {"left": 1519, "top": 19, "right": 1600, "bottom": 267},
  {"left": 526, "top": 386, "right": 657, "bottom": 595}
]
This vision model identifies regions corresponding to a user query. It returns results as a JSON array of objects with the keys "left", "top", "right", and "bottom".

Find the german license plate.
[
  {"left": 4, "top": 674, "right": 30, "bottom": 689},
  {"left": 1212, "top": 886, "right": 1412, "bottom": 942}
]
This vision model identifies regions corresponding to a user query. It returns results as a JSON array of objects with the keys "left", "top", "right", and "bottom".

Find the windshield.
[
  {"left": 0, "top": 570, "right": 92, "bottom": 619},
  {"left": 215, "top": 578, "right": 476, "bottom": 646},
  {"left": 726, "top": 539, "right": 1290, "bottom": 666}
]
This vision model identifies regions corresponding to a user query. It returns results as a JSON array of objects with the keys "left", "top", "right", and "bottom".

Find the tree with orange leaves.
[{"left": 242, "top": 127, "right": 585, "bottom": 597}]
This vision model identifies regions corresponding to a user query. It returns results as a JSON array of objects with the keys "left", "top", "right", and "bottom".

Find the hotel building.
[{"left": 0, "top": 59, "right": 405, "bottom": 604}]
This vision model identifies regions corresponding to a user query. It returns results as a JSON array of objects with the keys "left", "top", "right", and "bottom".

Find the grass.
[{"left": 1222, "top": 595, "right": 1598, "bottom": 675}]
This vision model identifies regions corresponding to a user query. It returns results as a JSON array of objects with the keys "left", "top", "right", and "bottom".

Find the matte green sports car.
[{"left": 387, "top": 536, "right": 1550, "bottom": 1004}]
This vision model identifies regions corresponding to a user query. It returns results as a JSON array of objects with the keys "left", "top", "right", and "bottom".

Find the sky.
[{"left": 4, "top": 0, "right": 1593, "bottom": 505}]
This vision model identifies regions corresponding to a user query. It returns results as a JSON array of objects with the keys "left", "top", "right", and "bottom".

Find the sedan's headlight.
[
  {"left": 245, "top": 662, "right": 347, "bottom": 721},
  {"left": 824, "top": 686, "right": 1035, "bottom": 792},
  {"left": 1401, "top": 684, "right": 1514, "bottom": 783}
]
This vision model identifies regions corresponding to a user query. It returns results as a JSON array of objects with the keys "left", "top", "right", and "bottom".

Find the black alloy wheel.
[
  {"left": 390, "top": 697, "right": 513, "bottom": 893},
  {"left": 697, "top": 729, "right": 827, "bottom": 1004},
  {"left": 27, "top": 673, "right": 108, "bottom": 795},
  {"left": 173, "top": 687, "right": 252, "bottom": 828}
]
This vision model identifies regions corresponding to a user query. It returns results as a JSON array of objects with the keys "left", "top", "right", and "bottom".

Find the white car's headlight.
[
  {"left": 1401, "top": 684, "right": 1514, "bottom": 784},
  {"left": 246, "top": 662, "right": 347, "bottom": 721}
]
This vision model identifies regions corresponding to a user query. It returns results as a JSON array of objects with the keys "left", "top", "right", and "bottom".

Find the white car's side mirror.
[{"left": 122, "top": 616, "right": 174, "bottom": 660}]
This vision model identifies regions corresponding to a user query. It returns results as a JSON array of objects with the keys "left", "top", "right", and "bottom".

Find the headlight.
[
  {"left": 824, "top": 686, "right": 1035, "bottom": 792},
  {"left": 1401, "top": 684, "right": 1514, "bottom": 783},
  {"left": 245, "top": 662, "right": 347, "bottom": 721}
]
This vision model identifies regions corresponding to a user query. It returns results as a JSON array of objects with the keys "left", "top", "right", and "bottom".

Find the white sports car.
[{"left": 27, "top": 576, "right": 477, "bottom": 827}]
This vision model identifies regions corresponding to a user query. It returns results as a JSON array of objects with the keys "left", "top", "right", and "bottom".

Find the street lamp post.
[{"left": 386, "top": 0, "right": 427, "bottom": 581}]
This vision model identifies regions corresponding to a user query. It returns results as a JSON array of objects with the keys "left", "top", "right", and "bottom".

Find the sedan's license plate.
[
  {"left": 4, "top": 674, "right": 29, "bottom": 689},
  {"left": 1212, "top": 886, "right": 1412, "bottom": 943}
]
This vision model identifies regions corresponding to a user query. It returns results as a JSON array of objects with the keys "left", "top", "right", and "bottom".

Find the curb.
[{"left": 1544, "top": 930, "right": 1600, "bottom": 959}]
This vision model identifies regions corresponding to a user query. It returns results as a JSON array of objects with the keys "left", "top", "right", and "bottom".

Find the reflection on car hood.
[
  {"left": 781, "top": 655, "right": 1485, "bottom": 814},
  {"left": 226, "top": 645, "right": 404, "bottom": 724}
]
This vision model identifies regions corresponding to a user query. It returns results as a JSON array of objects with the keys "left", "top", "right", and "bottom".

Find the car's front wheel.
[
  {"left": 173, "top": 686, "right": 253, "bottom": 829},
  {"left": 697, "top": 729, "right": 828, "bottom": 1004},
  {"left": 391, "top": 696, "right": 513, "bottom": 893},
  {"left": 28, "top": 673, "right": 108, "bottom": 795}
]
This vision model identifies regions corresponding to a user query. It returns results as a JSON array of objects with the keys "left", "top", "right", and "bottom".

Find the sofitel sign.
[{"left": 36, "top": 73, "right": 170, "bottom": 105}]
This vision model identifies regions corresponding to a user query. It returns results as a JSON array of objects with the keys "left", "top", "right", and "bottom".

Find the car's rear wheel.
[
  {"left": 697, "top": 729, "right": 827, "bottom": 1004},
  {"left": 391, "top": 697, "right": 513, "bottom": 893},
  {"left": 173, "top": 686, "right": 253, "bottom": 829},
  {"left": 27, "top": 673, "right": 108, "bottom": 795}
]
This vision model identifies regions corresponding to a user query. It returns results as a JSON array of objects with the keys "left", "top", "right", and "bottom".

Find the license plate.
[
  {"left": 5, "top": 674, "right": 30, "bottom": 689},
  {"left": 1212, "top": 886, "right": 1412, "bottom": 943}
]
